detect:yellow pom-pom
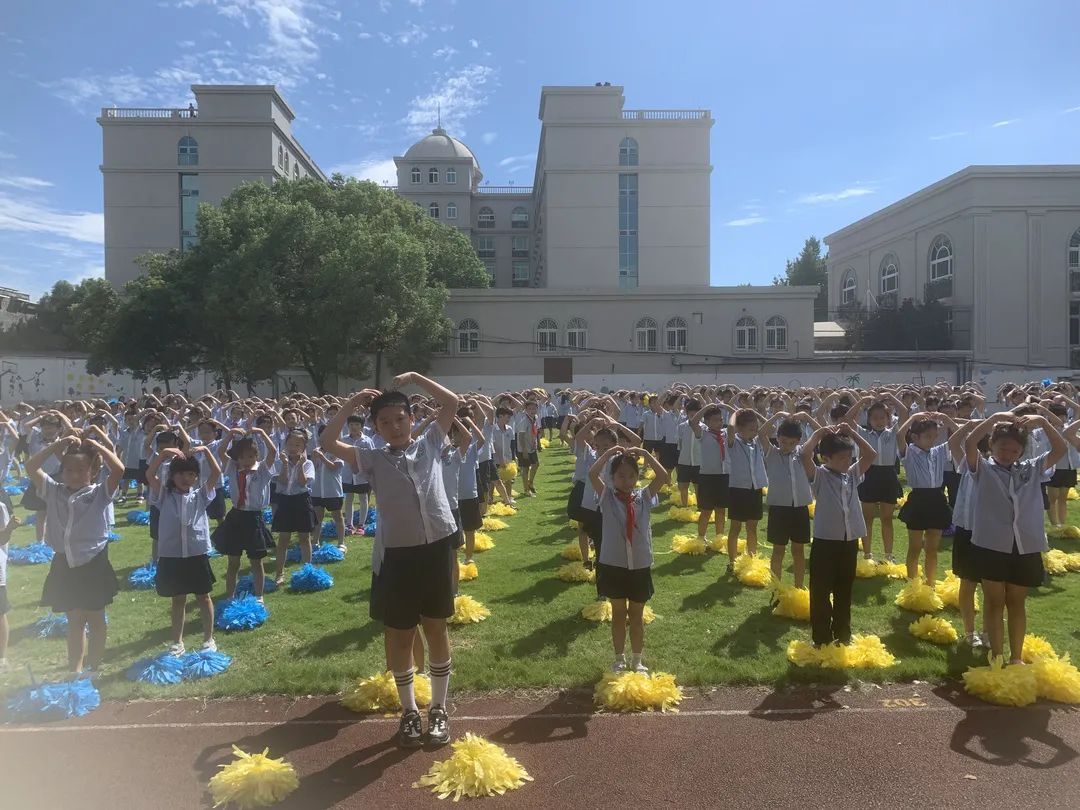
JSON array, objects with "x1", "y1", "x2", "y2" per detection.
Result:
[
  {"x1": 556, "y1": 561, "x2": 595, "y2": 583},
  {"x1": 734, "y1": 553, "x2": 772, "y2": 588},
  {"x1": 341, "y1": 671, "x2": 431, "y2": 713},
  {"x1": 1043, "y1": 548, "x2": 1070, "y2": 575},
  {"x1": 580, "y1": 600, "x2": 656, "y2": 623},
  {"x1": 934, "y1": 572, "x2": 979, "y2": 611},
  {"x1": 671, "y1": 535, "x2": 707, "y2": 555},
  {"x1": 807, "y1": 501, "x2": 815, "y2": 518},
  {"x1": 459, "y1": 561, "x2": 479, "y2": 581},
  {"x1": 472, "y1": 532, "x2": 495, "y2": 552},
  {"x1": 450, "y1": 594, "x2": 490, "y2": 625},
  {"x1": 1032, "y1": 653, "x2": 1080, "y2": 704},
  {"x1": 1068, "y1": 487, "x2": 1079, "y2": 501},
  {"x1": 896, "y1": 494, "x2": 908, "y2": 509},
  {"x1": 962, "y1": 656, "x2": 1037, "y2": 706},
  {"x1": 540, "y1": 437, "x2": 551, "y2": 450},
  {"x1": 642, "y1": 467, "x2": 656, "y2": 481},
  {"x1": 498, "y1": 462, "x2": 519, "y2": 483},
  {"x1": 786, "y1": 634, "x2": 897, "y2": 669},
  {"x1": 413, "y1": 733, "x2": 533, "y2": 800},
  {"x1": 855, "y1": 557, "x2": 879, "y2": 579},
  {"x1": 710, "y1": 536, "x2": 745, "y2": 555},
  {"x1": 1021, "y1": 634, "x2": 1058, "y2": 664},
  {"x1": 658, "y1": 483, "x2": 673, "y2": 496},
  {"x1": 488, "y1": 503, "x2": 517, "y2": 517},
  {"x1": 594, "y1": 671, "x2": 683, "y2": 713},
  {"x1": 772, "y1": 581, "x2": 810, "y2": 621},
  {"x1": 1063, "y1": 525, "x2": 1080, "y2": 539},
  {"x1": 908, "y1": 615, "x2": 958, "y2": 645},
  {"x1": 669, "y1": 506, "x2": 701, "y2": 523},
  {"x1": 1066, "y1": 552, "x2": 1080, "y2": 572},
  {"x1": 481, "y1": 517, "x2": 508, "y2": 531},
  {"x1": 561, "y1": 543, "x2": 584, "y2": 561},
  {"x1": 761, "y1": 486, "x2": 768, "y2": 497},
  {"x1": 877, "y1": 560, "x2": 910, "y2": 579},
  {"x1": 895, "y1": 579, "x2": 944, "y2": 613},
  {"x1": 209, "y1": 746, "x2": 299, "y2": 809}
]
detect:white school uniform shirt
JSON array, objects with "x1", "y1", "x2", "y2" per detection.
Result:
[
  {"x1": 573, "y1": 442, "x2": 596, "y2": 483},
  {"x1": 765, "y1": 447, "x2": 813, "y2": 507},
  {"x1": 38, "y1": 475, "x2": 116, "y2": 567},
  {"x1": 478, "y1": 421, "x2": 495, "y2": 463},
  {"x1": 156, "y1": 484, "x2": 215, "y2": 558},
  {"x1": 902, "y1": 443, "x2": 949, "y2": 489},
  {"x1": 277, "y1": 458, "x2": 315, "y2": 496},
  {"x1": 728, "y1": 436, "x2": 767, "y2": 490},
  {"x1": 811, "y1": 464, "x2": 867, "y2": 541},
  {"x1": 597, "y1": 486, "x2": 657, "y2": 570},
  {"x1": 1021, "y1": 428, "x2": 1051, "y2": 464},
  {"x1": 642, "y1": 410, "x2": 664, "y2": 442},
  {"x1": 344, "y1": 434, "x2": 374, "y2": 485},
  {"x1": 952, "y1": 458, "x2": 976, "y2": 530},
  {"x1": 540, "y1": 402, "x2": 557, "y2": 421},
  {"x1": 224, "y1": 460, "x2": 275, "y2": 511},
  {"x1": 660, "y1": 410, "x2": 679, "y2": 445},
  {"x1": 492, "y1": 423, "x2": 515, "y2": 465},
  {"x1": 0, "y1": 501, "x2": 9, "y2": 587},
  {"x1": 676, "y1": 420, "x2": 701, "y2": 466},
  {"x1": 457, "y1": 444, "x2": 481, "y2": 501},
  {"x1": 441, "y1": 446, "x2": 462, "y2": 511},
  {"x1": 117, "y1": 427, "x2": 145, "y2": 468},
  {"x1": 698, "y1": 427, "x2": 729, "y2": 475},
  {"x1": 312, "y1": 455, "x2": 345, "y2": 499},
  {"x1": 970, "y1": 454, "x2": 1052, "y2": 554},
  {"x1": 857, "y1": 426, "x2": 896, "y2": 466}
]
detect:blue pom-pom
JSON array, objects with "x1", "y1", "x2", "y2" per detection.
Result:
[
  {"x1": 289, "y1": 562, "x2": 333, "y2": 592},
  {"x1": 128, "y1": 561, "x2": 157, "y2": 589},
  {"x1": 126, "y1": 509, "x2": 150, "y2": 525},
  {"x1": 125, "y1": 652, "x2": 184, "y2": 685},
  {"x1": 108, "y1": 531, "x2": 121, "y2": 542},
  {"x1": 320, "y1": 520, "x2": 338, "y2": 539},
  {"x1": 311, "y1": 542, "x2": 345, "y2": 563},
  {"x1": 207, "y1": 547, "x2": 221, "y2": 558},
  {"x1": 7, "y1": 677, "x2": 101, "y2": 721},
  {"x1": 22, "y1": 514, "x2": 36, "y2": 526},
  {"x1": 285, "y1": 545, "x2": 302, "y2": 562},
  {"x1": 180, "y1": 650, "x2": 233, "y2": 680},
  {"x1": 364, "y1": 507, "x2": 377, "y2": 535},
  {"x1": 262, "y1": 507, "x2": 273, "y2": 524},
  {"x1": 9, "y1": 542, "x2": 55, "y2": 565},
  {"x1": 235, "y1": 574, "x2": 278, "y2": 597},
  {"x1": 19, "y1": 477, "x2": 30, "y2": 488},
  {"x1": 1043, "y1": 378, "x2": 1053, "y2": 386},
  {"x1": 214, "y1": 596, "x2": 269, "y2": 631},
  {"x1": 3, "y1": 484, "x2": 25, "y2": 495},
  {"x1": 28, "y1": 612, "x2": 68, "y2": 638}
]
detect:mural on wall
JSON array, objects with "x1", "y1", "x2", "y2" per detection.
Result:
[{"x1": 1, "y1": 361, "x2": 47, "y2": 400}]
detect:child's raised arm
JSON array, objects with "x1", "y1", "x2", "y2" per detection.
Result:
[
  {"x1": 840, "y1": 423, "x2": 877, "y2": 476},
  {"x1": 249, "y1": 427, "x2": 278, "y2": 471},
  {"x1": 588, "y1": 445, "x2": 622, "y2": 498},
  {"x1": 393, "y1": 372, "x2": 459, "y2": 436},
  {"x1": 1024, "y1": 415, "x2": 1068, "y2": 472},
  {"x1": 758, "y1": 412, "x2": 786, "y2": 456},
  {"x1": 146, "y1": 447, "x2": 184, "y2": 495},
  {"x1": 964, "y1": 414, "x2": 1010, "y2": 472},
  {"x1": 191, "y1": 444, "x2": 223, "y2": 491},
  {"x1": 637, "y1": 447, "x2": 669, "y2": 497},
  {"x1": 84, "y1": 437, "x2": 125, "y2": 493},
  {"x1": 26, "y1": 435, "x2": 78, "y2": 489},
  {"x1": 321, "y1": 390, "x2": 379, "y2": 473},
  {"x1": 800, "y1": 427, "x2": 827, "y2": 481}
]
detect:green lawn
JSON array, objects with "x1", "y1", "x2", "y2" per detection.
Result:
[{"x1": 3, "y1": 444, "x2": 1079, "y2": 700}]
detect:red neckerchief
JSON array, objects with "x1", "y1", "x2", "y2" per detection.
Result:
[
  {"x1": 708, "y1": 428, "x2": 726, "y2": 461},
  {"x1": 530, "y1": 416, "x2": 538, "y2": 437},
  {"x1": 236, "y1": 467, "x2": 252, "y2": 508},
  {"x1": 615, "y1": 490, "x2": 635, "y2": 544}
]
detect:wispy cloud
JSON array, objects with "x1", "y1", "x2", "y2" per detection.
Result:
[
  {"x1": 380, "y1": 22, "x2": 428, "y2": 46},
  {"x1": 402, "y1": 64, "x2": 496, "y2": 137},
  {"x1": 330, "y1": 156, "x2": 397, "y2": 186},
  {"x1": 432, "y1": 46, "x2": 457, "y2": 60},
  {"x1": 481, "y1": 132, "x2": 497, "y2": 145},
  {"x1": 796, "y1": 186, "x2": 876, "y2": 205},
  {"x1": 0, "y1": 176, "x2": 54, "y2": 190},
  {"x1": 0, "y1": 192, "x2": 104, "y2": 244},
  {"x1": 991, "y1": 119, "x2": 1019, "y2": 128},
  {"x1": 468, "y1": 38, "x2": 479, "y2": 48},
  {"x1": 1064, "y1": 105, "x2": 1080, "y2": 114},
  {"x1": 929, "y1": 131, "x2": 967, "y2": 141},
  {"x1": 497, "y1": 153, "x2": 536, "y2": 168},
  {"x1": 724, "y1": 216, "x2": 767, "y2": 227}
]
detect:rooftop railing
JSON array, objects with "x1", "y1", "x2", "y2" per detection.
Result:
[
  {"x1": 100, "y1": 107, "x2": 197, "y2": 119},
  {"x1": 621, "y1": 109, "x2": 709, "y2": 120},
  {"x1": 476, "y1": 185, "x2": 533, "y2": 194}
]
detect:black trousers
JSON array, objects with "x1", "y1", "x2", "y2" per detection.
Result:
[{"x1": 809, "y1": 538, "x2": 859, "y2": 646}]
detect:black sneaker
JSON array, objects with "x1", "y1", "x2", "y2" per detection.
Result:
[
  {"x1": 398, "y1": 709, "x2": 423, "y2": 748},
  {"x1": 427, "y1": 705, "x2": 450, "y2": 746}
]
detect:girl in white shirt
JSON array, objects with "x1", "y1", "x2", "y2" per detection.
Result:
[{"x1": 272, "y1": 430, "x2": 318, "y2": 585}]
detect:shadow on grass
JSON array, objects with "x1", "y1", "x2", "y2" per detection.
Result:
[
  {"x1": 679, "y1": 576, "x2": 740, "y2": 612},
  {"x1": 495, "y1": 577, "x2": 578, "y2": 606},
  {"x1": 514, "y1": 555, "x2": 572, "y2": 574},
  {"x1": 711, "y1": 605, "x2": 787, "y2": 657},
  {"x1": 650, "y1": 552, "x2": 711, "y2": 577},
  {"x1": 503, "y1": 613, "x2": 590, "y2": 658},
  {"x1": 488, "y1": 693, "x2": 592, "y2": 745},
  {"x1": 851, "y1": 575, "x2": 895, "y2": 606},
  {"x1": 1030, "y1": 577, "x2": 1068, "y2": 597},
  {"x1": 299, "y1": 619, "x2": 384, "y2": 658}
]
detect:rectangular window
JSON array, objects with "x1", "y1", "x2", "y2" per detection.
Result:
[
  {"x1": 536, "y1": 330, "x2": 558, "y2": 353},
  {"x1": 484, "y1": 261, "x2": 495, "y2": 284},
  {"x1": 512, "y1": 236, "x2": 529, "y2": 258},
  {"x1": 1071, "y1": 302, "x2": 1080, "y2": 346},
  {"x1": 512, "y1": 261, "x2": 530, "y2": 287},
  {"x1": 428, "y1": 168, "x2": 439, "y2": 184},
  {"x1": 446, "y1": 202, "x2": 457, "y2": 220},
  {"x1": 477, "y1": 237, "x2": 495, "y2": 259},
  {"x1": 511, "y1": 209, "x2": 529, "y2": 228},
  {"x1": 180, "y1": 173, "x2": 199, "y2": 252},
  {"x1": 446, "y1": 168, "x2": 457, "y2": 184},
  {"x1": 619, "y1": 173, "x2": 638, "y2": 288}
]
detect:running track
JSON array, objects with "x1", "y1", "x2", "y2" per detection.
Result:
[{"x1": 2, "y1": 683, "x2": 1077, "y2": 808}]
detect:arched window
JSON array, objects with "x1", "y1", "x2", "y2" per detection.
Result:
[
  {"x1": 446, "y1": 168, "x2": 457, "y2": 184},
  {"x1": 477, "y1": 207, "x2": 495, "y2": 228},
  {"x1": 765, "y1": 316, "x2": 787, "y2": 352},
  {"x1": 735, "y1": 316, "x2": 758, "y2": 352},
  {"x1": 511, "y1": 207, "x2": 529, "y2": 228},
  {"x1": 665, "y1": 317, "x2": 687, "y2": 352},
  {"x1": 428, "y1": 167, "x2": 439, "y2": 184},
  {"x1": 635, "y1": 317, "x2": 658, "y2": 352},
  {"x1": 619, "y1": 137, "x2": 638, "y2": 166},
  {"x1": 446, "y1": 202, "x2": 457, "y2": 220},
  {"x1": 410, "y1": 167, "x2": 421, "y2": 184},
  {"x1": 277, "y1": 145, "x2": 283, "y2": 169},
  {"x1": 879, "y1": 254, "x2": 899, "y2": 296},
  {"x1": 293, "y1": 163, "x2": 300, "y2": 180},
  {"x1": 284, "y1": 152, "x2": 290, "y2": 174},
  {"x1": 841, "y1": 270, "x2": 857, "y2": 305},
  {"x1": 566, "y1": 317, "x2": 588, "y2": 352},
  {"x1": 178, "y1": 136, "x2": 198, "y2": 166},
  {"x1": 1069, "y1": 227, "x2": 1080, "y2": 293},
  {"x1": 457, "y1": 319, "x2": 479, "y2": 354},
  {"x1": 928, "y1": 235, "x2": 953, "y2": 281},
  {"x1": 428, "y1": 202, "x2": 439, "y2": 218},
  {"x1": 536, "y1": 318, "x2": 558, "y2": 353}
]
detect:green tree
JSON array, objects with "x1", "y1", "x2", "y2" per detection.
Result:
[
  {"x1": 846, "y1": 299, "x2": 951, "y2": 351},
  {"x1": 0, "y1": 278, "x2": 119, "y2": 352},
  {"x1": 774, "y1": 236, "x2": 829, "y2": 321}
]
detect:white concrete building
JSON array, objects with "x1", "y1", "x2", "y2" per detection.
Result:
[
  {"x1": 0, "y1": 287, "x2": 34, "y2": 330},
  {"x1": 825, "y1": 165, "x2": 1080, "y2": 373},
  {"x1": 99, "y1": 85, "x2": 325, "y2": 288}
]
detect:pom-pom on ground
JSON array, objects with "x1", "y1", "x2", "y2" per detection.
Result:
[
  {"x1": 671, "y1": 535, "x2": 707, "y2": 555},
  {"x1": 855, "y1": 557, "x2": 880, "y2": 579},
  {"x1": 895, "y1": 580, "x2": 943, "y2": 613},
  {"x1": 786, "y1": 635, "x2": 898, "y2": 669},
  {"x1": 579, "y1": 600, "x2": 656, "y2": 623},
  {"x1": 8, "y1": 542, "x2": 55, "y2": 565},
  {"x1": 668, "y1": 506, "x2": 700, "y2": 523},
  {"x1": 284, "y1": 545, "x2": 302, "y2": 562},
  {"x1": 320, "y1": 520, "x2": 338, "y2": 539},
  {"x1": 126, "y1": 509, "x2": 151, "y2": 525},
  {"x1": 935, "y1": 572, "x2": 979, "y2": 611},
  {"x1": 734, "y1": 553, "x2": 772, "y2": 587},
  {"x1": 772, "y1": 582, "x2": 810, "y2": 621},
  {"x1": 449, "y1": 595, "x2": 491, "y2": 624},
  {"x1": 488, "y1": 502, "x2": 517, "y2": 517},
  {"x1": 1062, "y1": 525, "x2": 1080, "y2": 540},
  {"x1": 215, "y1": 596, "x2": 269, "y2": 632},
  {"x1": 1065, "y1": 552, "x2": 1080, "y2": 572},
  {"x1": 472, "y1": 532, "x2": 495, "y2": 552},
  {"x1": 594, "y1": 671, "x2": 683, "y2": 713},
  {"x1": 459, "y1": 561, "x2": 479, "y2": 581},
  {"x1": 481, "y1": 517, "x2": 508, "y2": 531},
  {"x1": 1032, "y1": 653, "x2": 1080, "y2": 704},
  {"x1": 341, "y1": 671, "x2": 432, "y2": 713},
  {"x1": 234, "y1": 575, "x2": 278, "y2": 597},
  {"x1": 181, "y1": 650, "x2": 233, "y2": 680},
  {"x1": 1043, "y1": 549, "x2": 1070, "y2": 575},
  {"x1": 1021, "y1": 634, "x2": 1057, "y2": 664},
  {"x1": 710, "y1": 536, "x2": 746, "y2": 556},
  {"x1": 289, "y1": 563, "x2": 333, "y2": 592},
  {"x1": 208, "y1": 745, "x2": 299, "y2": 809},
  {"x1": 560, "y1": 543, "x2": 584, "y2": 561},
  {"x1": 6, "y1": 677, "x2": 100, "y2": 722},
  {"x1": 908, "y1": 615, "x2": 958, "y2": 645},
  {"x1": 962, "y1": 656, "x2": 1038, "y2": 707},
  {"x1": 311, "y1": 543, "x2": 345, "y2": 564},
  {"x1": 126, "y1": 652, "x2": 185, "y2": 685},
  {"x1": 413, "y1": 733, "x2": 533, "y2": 800},
  {"x1": 555, "y1": 561, "x2": 595, "y2": 583},
  {"x1": 28, "y1": 612, "x2": 68, "y2": 638},
  {"x1": 877, "y1": 560, "x2": 911, "y2": 579},
  {"x1": 128, "y1": 561, "x2": 157, "y2": 590},
  {"x1": 498, "y1": 462, "x2": 519, "y2": 483}
]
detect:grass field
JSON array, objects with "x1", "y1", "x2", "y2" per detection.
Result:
[{"x1": 3, "y1": 442, "x2": 1079, "y2": 700}]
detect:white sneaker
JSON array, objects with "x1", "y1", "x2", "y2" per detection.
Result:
[
  {"x1": 506, "y1": 498, "x2": 517, "y2": 506},
  {"x1": 167, "y1": 642, "x2": 186, "y2": 657},
  {"x1": 612, "y1": 656, "x2": 627, "y2": 673},
  {"x1": 200, "y1": 639, "x2": 218, "y2": 653},
  {"x1": 632, "y1": 660, "x2": 649, "y2": 674}
]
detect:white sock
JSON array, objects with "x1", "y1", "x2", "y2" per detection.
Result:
[
  {"x1": 393, "y1": 668, "x2": 418, "y2": 713},
  {"x1": 429, "y1": 659, "x2": 451, "y2": 707},
  {"x1": 631, "y1": 653, "x2": 643, "y2": 669}
]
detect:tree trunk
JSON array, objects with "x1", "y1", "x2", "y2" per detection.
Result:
[{"x1": 299, "y1": 353, "x2": 326, "y2": 395}]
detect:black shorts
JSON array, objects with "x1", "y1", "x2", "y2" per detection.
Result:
[
  {"x1": 643, "y1": 439, "x2": 664, "y2": 456},
  {"x1": 0, "y1": 585, "x2": 9, "y2": 615},
  {"x1": 517, "y1": 452, "x2": 539, "y2": 468},
  {"x1": 206, "y1": 487, "x2": 227, "y2": 521},
  {"x1": 1041, "y1": 483, "x2": 1050, "y2": 511},
  {"x1": 1049, "y1": 468, "x2": 1078, "y2": 489},
  {"x1": 342, "y1": 482, "x2": 371, "y2": 495},
  {"x1": 269, "y1": 480, "x2": 279, "y2": 505},
  {"x1": 458, "y1": 497, "x2": 482, "y2": 531},
  {"x1": 312, "y1": 496, "x2": 344, "y2": 511},
  {"x1": 659, "y1": 443, "x2": 679, "y2": 470},
  {"x1": 729, "y1": 487, "x2": 764, "y2": 522},
  {"x1": 40, "y1": 546, "x2": 118, "y2": 613},
  {"x1": 767, "y1": 504, "x2": 811, "y2": 545},
  {"x1": 951, "y1": 526, "x2": 978, "y2": 582},
  {"x1": 149, "y1": 505, "x2": 161, "y2": 541},
  {"x1": 212, "y1": 509, "x2": 273, "y2": 559},
  {"x1": 596, "y1": 563, "x2": 654, "y2": 603},
  {"x1": 450, "y1": 508, "x2": 464, "y2": 548},
  {"x1": 476, "y1": 460, "x2": 491, "y2": 503},
  {"x1": 898, "y1": 488, "x2": 952, "y2": 531},
  {"x1": 20, "y1": 487, "x2": 46, "y2": 512},
  {"x1": 541, "y1": 416, "x2": 558, "y2": 430},
  {"x1": 858, "y1": 465, "x2": 902, "y2": 505},
  {"x1": 271, "y1": 492, "x2": 318, "y2": 533},
  {"x1": 972, "y1": 541, "x2": 1045, "y2": 588},
  {"x1": 580, "y1": 508, "x2": 602, "y2": 543},
  {"x1": 122, "y1": 467, "x2": 144, "y2": 486},
  {"x1": 155, "y1": 554, "x2": 216, "y2": 597},
  {"x1": 697, "y1": 474, "x2": 730, "y2": 510},
  {"x1": 567, "y1": 479, "x2": 589, "y2": 522},
  {"x1": 369, "y1": 534, "x2": 455, "y2": 629},
  {"x1": 676, "y1": 464, "x2": 700, "y2": 485}
]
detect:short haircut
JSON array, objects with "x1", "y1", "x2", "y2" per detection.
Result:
[
  {"x1": 166, "y1": 456, "x2": 201, "y2": 488},
  {"x1": 61, "y1": 444, "x2": 102, "y2": 475},
  {"x1": 819, "y1": 433, "x2": 855, "y2": 458},
  {"x1": 228, "y1": 437, "x2": 257, "y2": 460},
  {"x1": 594, "y1": 427, "x2": 618, "y2": 445},
  {"x1": 908, "y1": 418, "x2": 938, "y2": 437},
  {"x1": 346, "y1": 415, "x2": 365, "y2": 425},
  {"x1": 866, "y1": 401, "x2": 888, "y2": 417},
  {"x1": 777, "y1": 420, "x2": 803, "y2": 440},
  {"x1": 829, "y1": 405, "x2": 849, "y2": 423},
  {"x1": 1048, "y1": 403, "x2": 1068, "y2": 418},
  {"x1": 733, "y1": 408, "x2": 759, "y2": 427},
  {"x1": 496, "y1": 406, "x2": 513, "y2": 417},
  {"x1": 155, "y1": 431, "x2": 180, "y2": 448},
  {"x1": 609, "y1": 452, "x2": 638, "y2": 477},
  {"x1": 990, "y1": 421, "x2": 1028, "y2": 447},
  {"x1": 369, "y1": 391, "x2": 410, "y2": 422},
  {"x1": 685, "y1": 398, "x2": 703, "y2": 413}
]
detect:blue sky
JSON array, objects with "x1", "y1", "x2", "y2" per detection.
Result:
[{"x1": 3, "y1": 0, "x2": 1080, "y2": 297}]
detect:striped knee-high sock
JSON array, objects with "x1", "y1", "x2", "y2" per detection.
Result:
[
  {"x1": 429, "y1": 659, "x2": 452, "y2": 708},
  {"x1": 394, "y1": 668, "x2": 418, "y2": 713}
]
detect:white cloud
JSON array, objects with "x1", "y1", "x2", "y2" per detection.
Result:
[
  {"x1": 468, "y1": 38, "x2": 479, "y2": 48},
  {"x1": 402, "y1": 64, "x2": 496, "y2": 137},
  {"x1": 0, "y1": 176, "x2": 54, "y2": 190},
  {"x1": 498, "y1": 153, "x2": 536, "y2": 167},
  {"x1": 724, "y1": 216, "x2": 767, "y2": 227},
  {"x1": 796, "y1": 186, "x2": 876, "y2": 205},
  {"x1": 991, "y1": 119, "x2": 1019, "y2": 128},
  {"x1": 178, "y1": 39, "x2": 196, "y2": 47},
  {"x1": 330, "y1": 157, "x2": 398, "y2": 186},
  {"x1": 0, "y1": 192, "x2": 104, "y2": 244},
  {"x1": 481, "y1": 132, "x2": 497, "y2": 145},
  {"x1": 408, "y1": 0, "x2": 426, "y2": 6},
  {"x1": 1064, "y1": 106, "x2": 1080, "y2": 114},
  {"x1": 929, "y1": 131, "x2": 967, "y2": 141},
  {"x1": 380, "y1": 22, "x2": 429, "y2": 46},
  {"x1": 357, "y1": 31, "x2": 372, "y2": 39},
  {"x1": 432, "y1": 46, "x2": 457, "y2": 60}
]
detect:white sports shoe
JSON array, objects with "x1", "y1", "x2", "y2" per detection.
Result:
[
  {"x1": 200, "y1": 638, "x2": 218, "y2": 653},
  {"x1": 167, "y1": 642, "x2": 186, "y2": 657}
]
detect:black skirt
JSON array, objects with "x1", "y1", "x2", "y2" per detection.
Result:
[
  {"x1": 212, "y1": 508, "x2": 273, "y2": 559},
  {"x1": 858, "y1": 464, "x2": 902, "y2": 505},
  {"x1": 1049, "y1": 468, "x2": 1078, "y2": 489},
  {"x1": 676, "y1": 464, "x2": 700, "y2": 485},
  {"x1": 596, "y1": 563, "x2": 654, "y2": 603},
  {"x1": 951, "y1": 527, "x2": 978, "y2": 582},
  {"x1": 697, "y1": 473, "x2": 730, "y2": 510},
  {"x1": 972, "y1": 541, "x2": 1045, "y2": 588},
  {"x1": 271, "y1": 492, "x2": 318, "y2": 533},
  {"x1": 40, "y1": 546, "x2": 118, "y2": 613},
  {"x1": 898, "y1": 488, "x2": 952, "y2": 531},
  {"x1": 567, "y1": 479, "x2": 589, "y2": 521},
  {"x1": 155, "y1": 554, "x2": 216, "y2": 597}
]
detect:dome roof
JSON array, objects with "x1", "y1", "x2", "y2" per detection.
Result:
[{"x1": 404, "y1": 128, "x2": 481, "y2": 172}]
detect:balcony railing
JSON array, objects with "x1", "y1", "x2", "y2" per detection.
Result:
[
  {"x1": 925, "y1": 276, "x2": 953, "y2": 302},
  {"x1": 621, "y1": 109, "x2": 709, "y2": 120},
  {"x1": 1071, "y1": 269, "x2": 1080, "y2": 293},
  {"x1": 476, "y1": 185, "x2": 533, "y2": 194},
  {"x1": 100, "y1": 107, "x2": 197, "y2": 119}
]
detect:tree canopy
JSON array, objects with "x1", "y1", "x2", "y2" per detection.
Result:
[{"x1": 774, "y1": 236, "x2": 829, "y2": 322}]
